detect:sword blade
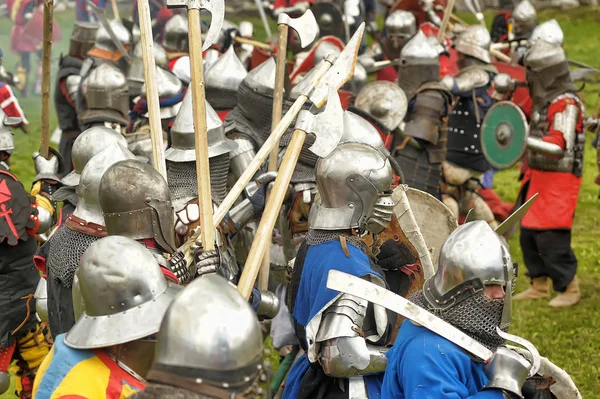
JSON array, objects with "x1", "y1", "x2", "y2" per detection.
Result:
[
  {"x1": 495, "y1": 193, "x2": 538, "y2": 236},
  {"x1": 326, "y1": 269, "x2": 494, "y2": 361}
]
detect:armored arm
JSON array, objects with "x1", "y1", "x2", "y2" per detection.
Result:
[
  {"x1": 441, "y1": 69, "x2": 490, "y2": 95},
  {"x1": 527, "y1": 100, "x2": 580, "y2": 157},
  {"x1": 228, "y1": 136, "x2": 257, "y2": 183},
  {"x1": 316, "y1": 292, "x2": 388, "y2": 377},
  {"x1": 65, "y1": 75, "x2": 81, "y2": 105},
  {"x1": 404, "y1": 90, "x2": 447, "y2": 146}
]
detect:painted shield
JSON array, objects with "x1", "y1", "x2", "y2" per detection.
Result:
[
  {"x1": 405, "y1": 187, "x2": 458, "y2": 267},
  {"x1": 480, "y1": 101, "x2": 529, "y2": 170},
  {"x1": 312, "y1": 1, "x2": 345, "y2": 41}
]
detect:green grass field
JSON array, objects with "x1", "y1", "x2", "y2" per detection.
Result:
[{"x1": 1, "y1": 5, "x2": 599, "y2": 398}]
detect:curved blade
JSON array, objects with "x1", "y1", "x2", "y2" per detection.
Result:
[
  {"x1": 199, "y1": 0, "x2": 225, "y2": 51},
  {"x1": 496, "y1": 327, "x2": 541, "y2": 377},
  {"x1": 495, "y1": 193, "x2": 538, "y2": 236},
  {"x1": 88, "y1": 1, "x2": 131, "y2": 61},
  {"x1": 309, "y1": 23, "x2": 364, "y2": 108},
  {"x1": 278, "y1": 10, "x2": 318, "y2": 49},
  {"x1": 307, "y1": 87, "x2": 344, "y2": 158},
  {"x1": 326, "y1": 269, "x2": 494, "y2": 361}
]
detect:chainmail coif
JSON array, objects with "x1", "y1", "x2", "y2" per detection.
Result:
[
  {"x1": 46, "y1": 224, "x2": 101, "y2": 287},
  {"x1": 409, "y1": 289, "x2": 506, "y2": 350},
  {"x1": 167, "y1": 153, "x2": 230, "y2": 206}
]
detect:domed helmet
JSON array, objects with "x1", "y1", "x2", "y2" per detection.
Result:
[
  {"x1": 396, "y1": 30, "x2": 441, "y2": 99},
  {"x1": 148, "y1": 274, "x2": 263, "y2": 395},
  {"x1": 309, "y1": 142, "x2": 393, "y2": 234},
  {"x1": 415, "y1": 221, "x2": 515, "y2": 349},
  {"x1": 163, "y1": 14, "x2": 189, "y2": 53},
  {"x1": 61, "y1": 125, "x2": 128, "y2": 187},
  {"x1": 141, "y1": 67, "x2": 184, "y2": 119},
  {"x1": 90, "y1": 19, "x2": 131, "y2": 55},
  {"x1": 205, "y1": 46, "x2": 247, "y2": 110},
  {"x1": 100, "y1": 159, "x2": 176, "y2": 253},
  {"x1": 69, "y1": 21, "x2": 99, "y2": 59},
  {"x1": 128, "y1": 42, "x2": 168, "y2": 97},
  {"x1": 74, "y1": 143, "x2": 137, "y2": 225},
  {"x1": 80, "y1": 63, "x2": 130, "y2": 127},
  {"x1": 381, "y1": 10, "x2": 417, "y2": 59},
  {"x1": 166, "y1": 90, "x2": 237, "y2": 209},
  {"x1": 524, "y1": 40, "x2": 572, "y2": 106},
  {"x1": 64, "y1": 236, "x2": 181, "y2": 349},
  {"x1": 530, "y1": 19, "x2": 563, "y2": 46},
  {"x1": 512, "y1": 0, "x2": 537, "y2": 37},
  {"x1": 454, "y1": 25, "x2": 491, "y2": 64},
  {"x1": 355, "y1": 81, "x2": 408, "y2": 131}
]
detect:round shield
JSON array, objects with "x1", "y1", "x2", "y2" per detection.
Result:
[
  {"x1": 354, "y1": 81, "x2": 408, "y2": 131},
  {"x1": 405, "y1": 187, "x2": 458, "y2": 267},
  {"x1": 312, "y1": 1, "x2": 345, "y2": 41},
  {"x1": 480, "y1": 101, "x2": 529, "y2": 170}
]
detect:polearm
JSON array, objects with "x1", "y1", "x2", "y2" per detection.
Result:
[
  {"x1": 262, "y1": 10, "x2": 318, "y2": 290},
  {"x1": 168, "y1": 0, "x2": 225, "y2": 252},
  {"x1": 437, "y1": 0, "x2": 456, "y2": 43},
  {"x1": 40, "y1": 0, "x2": 54, "y2": 159},
  {"x1": 138, "y1": 0, "x2": 167, "y2": 178}
]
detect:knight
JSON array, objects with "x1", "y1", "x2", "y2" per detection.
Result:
[
  {"x1": 393, "y1": 31, "x2": 451, "y2": 197},
  {"x1": 440, "y1": 25, "x2": 498, "y2": 226},
  {"x1": 54, "y1": 21, "x2": 98, "y2": 170},
  {"x1": 77, "y1": 63, "x2": 131, "y2": 132},
  {"x1": 130, "y1": 274, "x2": 265, "y2": 399},
  {"x1": 99, "y1": 159, "x2": 186, "y2": 284},
  {"x1": 204, "y1": 46, "x2": 247, "y2": 119},
  {"x1": 36, "y1": 143, "x2": 137, "y2": 337},
  {"x1": 512, "y1": 0, "x2": 537, "y2": 40},
  {"x1": 283, "y1": 141, "x2": 397, "y2": 399},
  {"x1": 513, "y1": 40, "x2": 584, "y2": 308},
  {"x1": 162, "y1": 14, "x2": 191, "y2": 84},
  {"x1": 380, "y1": 10, "x2": 417, "y2": 62},
  {"x1": 0, "y1": 114, "x2": 50, "y2": 399},
  {"x1": 127, "y1": 41, "x2": 168, "y2": 99},
  {"x1": 382, "y1": 220, "x2": 569, "y2": 398},
  {"x1": 0, "y1": 49, "x2": 28, "y2": 131},
  {"x1": 126, "y1": 67, "x2": 185, "y2": 162},
  {"x1": 32, "y1": 236, "x2": 182, "y2": 399}
]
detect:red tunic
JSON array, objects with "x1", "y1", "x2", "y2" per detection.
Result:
[
  {"x1": 521, "y1": 96, "x2": 583, "y2": 230},
  {"x1": 0, "y1": 83, "x2": 28, "y2": 123}
]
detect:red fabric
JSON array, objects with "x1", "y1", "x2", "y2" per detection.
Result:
[
  {"x1": 168, "y1": 56, "x2": 182, "y2": 72},
  {"x1": 94, "y1": 350, "x2": 147, "y2": 397},
  {"x1": 0, "y1": 84, "x2": 27, "y2": 122},
  {"x1": 156, "y1": 7, "x2": 173, "y2": 25},
  {"x1": 217, "y1": 109, "x2": 231, "y2": 122},
  {"x1": 493, "y1": 62, "x2": 532, "y2": 118},
  {"x1": 33, "y1": 255, "x2": 47, "y2": 273},
  {"x1": 0, "y1": 343, "x2": 16, "y2": 372},
  {"x1": 376, "y1": 66, "x2": 397, "y2": 82},
  {"x1": 289, "y1": 36, "x2": 344, "y2": 82},
  {"x1": 393, "y1": 0, "x2": 446, "y2": 26},
  {"x1": 160, "y1": 266, "x2": 179, "y2": 284},
  {"x1": 274, "y1": 0, "x2": 313, "y2": 8},
  {"x1": 478, "y1": 188, "x2": 513, "y2": 222},
  {"x1": 521, "y1": 97, "x2": 584, "y2": 229},
  {"x1": 59, "y1": 79, "x2": 75, "y2": 107}
]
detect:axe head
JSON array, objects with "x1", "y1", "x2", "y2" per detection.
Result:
[
  {"x1": 278, "y1": 10, "x2": 319, "y2": 49},
  {"x1": 305, "y1": 87, "x2": 344, "y2": 159},
  {"x1": 309, "y1": 23, "x2": 364, "y2": 108},
  {"x1": 166, "y1": 0, "x2": 225, "y2": 51}
]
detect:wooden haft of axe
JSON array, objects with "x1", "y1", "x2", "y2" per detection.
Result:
[
  {"x1": 167, "y1": 0, "x2": 225, "y2": 253},
  {"x1": 236, "y1": 24, "x2": 366, "y2": 300}
]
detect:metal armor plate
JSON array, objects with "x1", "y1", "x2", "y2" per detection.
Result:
[{"x1": 481, "y1": 101, "x2": 529, "y2": 169}]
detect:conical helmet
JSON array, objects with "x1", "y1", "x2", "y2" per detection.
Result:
[
  {"x1": 163, "y1": 14, "x2": 189, "y2": 52},
  {"x1": 205, "y1": 46, "x2": 247, "y2": 110},
  {"x1": 141, "y1": 67, "x2": 184, "y2": 119},
  {"x1": 128, "y1": 42, "x2": 168, "y2": 97}
]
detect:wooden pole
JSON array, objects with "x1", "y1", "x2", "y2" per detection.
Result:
[
  {"x1": 40, "y1": 0, "x2": 53, "y2": 159},
  {"x1": 238, "y1": 129, "x2": 307, "y2": 300},
  {"x1": 437, "y1": 0, "x2": 456, "y2": 43},
  {"x1": 111, "y1": 0, "x2": 120, "y2": 20},
  {"x1": 137, "y1": 0, "x2": 168, "y2": 178},
  {"x1": 188, "y1": 9, "x2": 216, "y2": 252}
]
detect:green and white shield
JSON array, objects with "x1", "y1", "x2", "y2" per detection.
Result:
[{"x1": 480, "y1": 101, "x2": 529, "y2": 169}]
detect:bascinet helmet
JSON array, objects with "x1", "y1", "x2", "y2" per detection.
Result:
[
  {"x1": 512, "y1": 0, "x2": 537, "y2": 37},
  {"x1": 149, "y1": 274, "x2": 263, "y2": 393},
  {"x1": 396, "y1": 30, "x2": 440, "y2": 99},
  {"x1": 205, "y1": 46, "x2": 248, "y2": 110},
  {"x1": 92, "y1": 19, "x2": 131, "y2": 54},
  {"x1": 128, "y1": 42, "x2": 168, "y2": 97},
  {"x1": 61, "y1": 125, "x2": 128, "y2": 187},
  {"x1": 454, "y1": 25, "x2": 491, "y2": 64},
  {"x1": 80, "y1": 63, "x2": 130, "y2": 127},
  {"x1": 385, "y1": 10, "x2": 417, "y2": 39},
  {"x1": 74, "y1": 143, "x2": 137, "y2": 226},
  {"x1": 100, "y1": 159, "x2": 176, "y2": 253},
  {"x1": 524, "y1": 39, "x2": 566, "y2": 71},
  {"x1": 69, "y1": 21, "x2": 99, "y2": 59},
  {"x1": 309, "y1": 142, "x2": 393, "y2": 234},
  {"x1": 64, "y1": 236, "x2": 181, "y2": 349},
  {"x1": 422, "y1": 221, "x2": 514, "y2": 331},
  {"x1": 530, "y1": 19, "x2": 563, "y2": 45},
  {"x1": 164, "y1": 14, "x2": 189, "y2": 53}
]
